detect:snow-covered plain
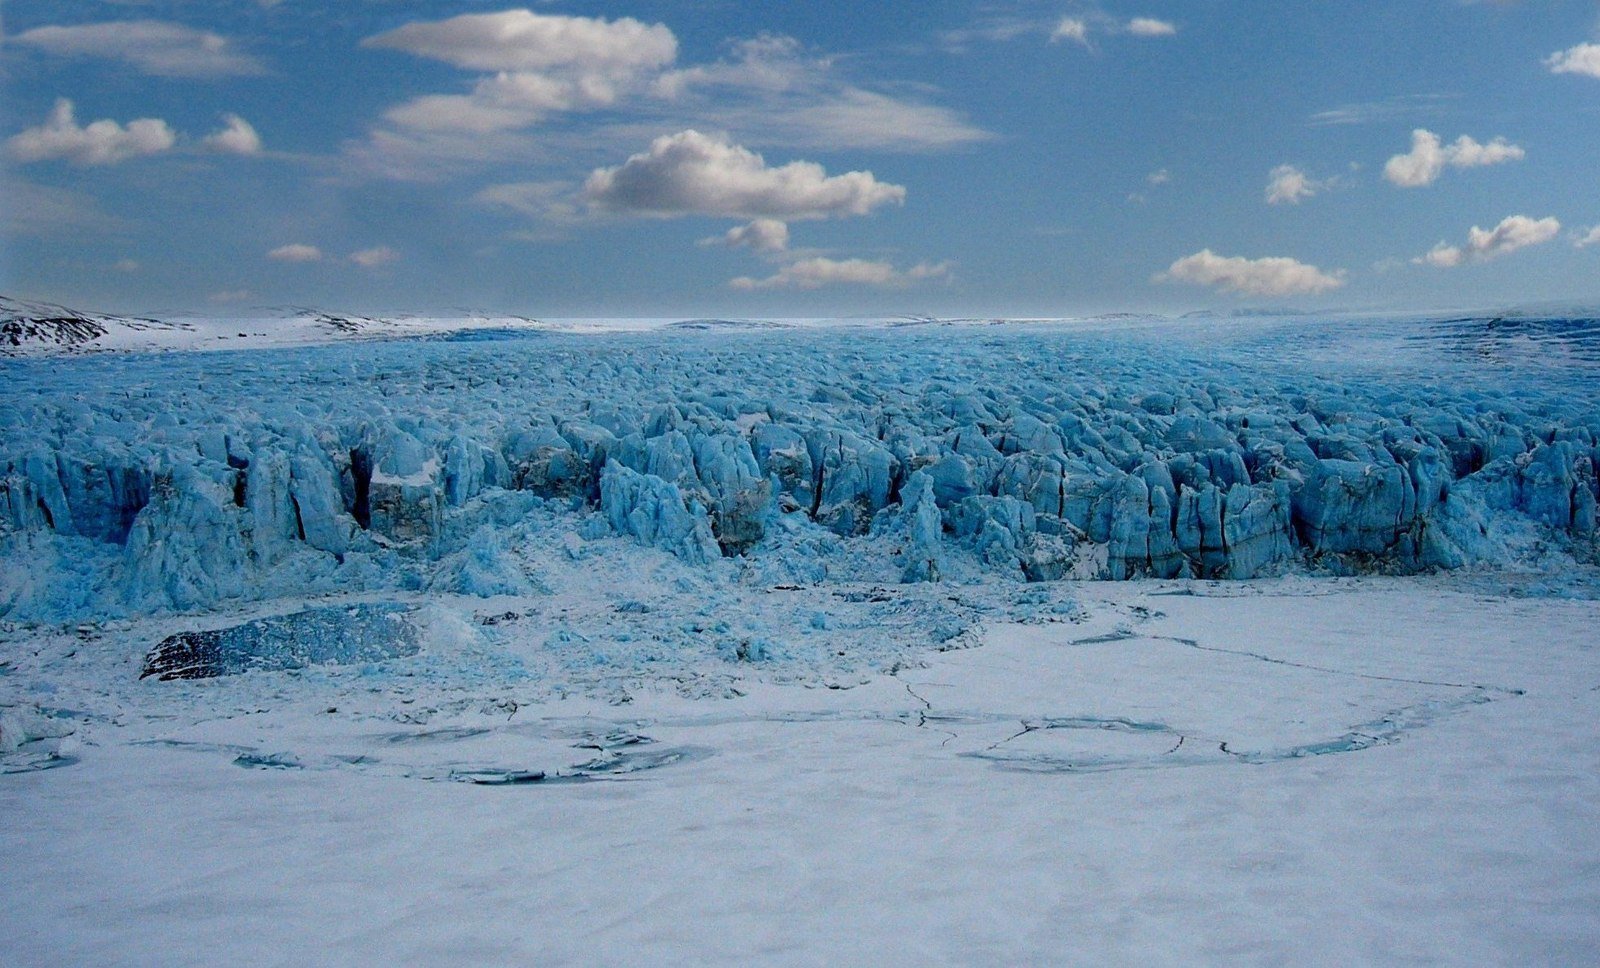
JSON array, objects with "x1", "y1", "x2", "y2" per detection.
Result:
[{"x1": 2, "y1": 311, "x2": 1598, "y2": 965}]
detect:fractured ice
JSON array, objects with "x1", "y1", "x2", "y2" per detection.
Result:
[{"x1": 0, "y1": 316, "x2": 1596, "y2": 623}]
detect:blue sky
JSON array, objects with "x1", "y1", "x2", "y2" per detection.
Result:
[{"x1": 3, "y1": 0, "x2": 1598, "y2": 317}]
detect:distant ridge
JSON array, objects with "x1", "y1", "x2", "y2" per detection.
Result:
[{"x1": 0, "y1": 295, "x2": 189, "y2": 354}]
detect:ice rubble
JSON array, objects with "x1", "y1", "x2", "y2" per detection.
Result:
[{"x1": 0, "y1": 318, "x2": 1596, "y2": 623}]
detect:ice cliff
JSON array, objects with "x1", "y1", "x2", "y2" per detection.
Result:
[{"x1": 1, "y1": 317, "x2": 1595, "y2": 622}]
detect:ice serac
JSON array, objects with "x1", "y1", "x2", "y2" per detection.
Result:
[
  {"x1": 805, "y1": 428, "x2": 895, "y2": 535},
  {"x1": 598, "y1": 460, "x2": 721, "y2": 565},
  {"x1": 889, "y1": 471, "x2": 944, "y2": 583},
  {"x1": 1, "y1": 317, "x2": 1597, "y2": 623}
]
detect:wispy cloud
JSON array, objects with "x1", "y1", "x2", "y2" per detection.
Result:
[
  {"x1": 1308, "y1": 93, "x2": 1456, "y2": 126},
  {"x1": 268, "y1": 243, "x2": 323, "y2": 263},
  {"x1": 1126, "y1": 18, "x2": 1178, "y2": 37},
  {"x1": 1265, "y1": 165, "x2": 1326, "y2": 205},
  {"x1": 730, "y1": 256, "x2": 951, "y2": 290},
  {"x1": 348, "y1": 19, "x2": 989, "y2": 180},
  {"x1": 12, "y1": 20, "x2": 265, "y2": 78},
  {"x1": 350, "y1": 246, "x2": 400, "y2": 268}
]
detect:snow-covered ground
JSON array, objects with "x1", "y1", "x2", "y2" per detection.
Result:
[
  {"x1": 2, "y1": 311, "x2": 1598, "y2": 964},
  {"x1": 3, "y1": 578, "x2": 1597, "y2": 965}
]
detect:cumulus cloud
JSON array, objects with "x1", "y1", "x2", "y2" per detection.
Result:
[
  {"x1": 203, "y1": 114, "x2": 262, "y2": 155},
  {"x1": 1265, "y1": 165, "x2": 1328, "y2": 205},
  {"x1": 730, "y1": 257, "x2": 951, "y2": 290},
  {"x1": 584, "y1": 130, "x2": 905, "y2": 220},
  {"x1": 349, "y1": 246, "x2": 400, "y2": 268},
  {"x1": 1546, "y1": 43, "x2": 1600, "y2": 79},
  {"x1": 12, "y1": 20, "x2": 265, "y2": 78},
  {"x1": 1126, "y1": 18, "x2": 1178, "y2": 37},
  {"x1": 1158, "y1": 249, "x2": 1346, "y2": 296},
  {"x1": 6, "y1": 99, "x2": 175, "y2": 166},
  {"x1": 1383, "y1": 129, "x2": 1524, "y2": 187},
  {"x1": 1574, "y1": 226, "x2": 1600, "y2": 248},
  {"x1": 364, "y1": 10, "x2": 676, "y2": 134},
  {"x1": 268, "y1": 243, "x2": 323, "y2": 263},
  {"x1": 705, "y1": 218, "x2": 790, "y2": 253},
  {"x1": 1415, "y1": 215, "x2": 1561, "y2": 268}
]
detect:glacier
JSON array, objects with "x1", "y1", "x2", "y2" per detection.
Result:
[
  {"x1": 3, "y1": 310, "x2": 1599, "y2": 966},
  {"x1": 0, "y1": 313, "x2": 1596, "y2": 624}
]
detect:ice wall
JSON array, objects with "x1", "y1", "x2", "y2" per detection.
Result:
[{"x1": 1, "y1": 320, "x2": 1595, "y2": 622}]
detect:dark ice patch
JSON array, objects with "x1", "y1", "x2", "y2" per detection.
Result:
[{"x1": 141, "y1": 603, "x2": 419, "y2": 681}]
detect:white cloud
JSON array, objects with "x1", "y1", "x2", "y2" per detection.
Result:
[
  {"x1": 1159, "y1": 249, "x2": 1345, "y2": 296},
  {"x1": 6, "y1": 99, "x2": 175, "y2": 166},
  {"x1": 268, "y1": 243, "x2": 323, "y2": 263},
  {"x1": 1383, "y1": 129, "x2": 1524, "y2": 187},
  {"x1": 649, "y1": 36, "x2": 992, "y2": 153},
  {"x1": 730, "y1": 257, "x2": 951, "y2": 290},
  {"x1": 474, "y1": 180, "x2": 580, "y2": 221},
  {"x1": 1147, "y1": 168, "x2": 1171, "y2": 186},
  {"x1": 350, "y1": 246, "x2": 400, "y2": 268},
  {"x1": 1546, "y1": 43, "x2": 1600, "y2": 79},
  {"x1": 1308, "y1": 93, "x2": 1455, "y2": 127},
  {"x1": 1574, "y1": 226, "x2": 1600, "y2": 248},
  {"x1": 363, "y1": 10, "x2": 676, "y2": 73},
  {"x1": 1126, "y1": 18, "x2": 1177, "y2": 37},
  {"x1": 584, "y1": 130, "x2": 905, "y2": 220},
  {"x1": 1265, "y1": 165, "x2": 1327, "y2": 205},
  {"x1": 351, "y1": 29, "x2": 988, "y2": 177},
  {"x1": 12, "y1": 20, "x2": 265, "y2": 78},
  {"x1": 706, "y1": 218, "x2": 790, "y2": 253},
  {"x1": 365, "y1": 10, "x2": 676, "y2": 134},
  {"x1": 1414, "y1": 215, "x2": 1561, "y2": 268},
  {"x1": 748, "y1": 88, "x2": 991, "y2": 153},
  {"x1": 1050, "y1": 18, "x2": 1090, "y2": 45},
  {"x1": 381, "y1": 66, "x2": 640, "y2": 133},
  {"x1": 1418, "y1": 244, "x2": 1466, "y2": 269},
  {"x1": 1049, "y1": 14, "x2": 1174, "y2": 45},
  {"x1": 203, "y1": 114, "x2": 262, "y2": 155}
]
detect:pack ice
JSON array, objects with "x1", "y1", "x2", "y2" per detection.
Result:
[{"x1": 0, "y1": 314, "x2": 1595, "y2": 624}]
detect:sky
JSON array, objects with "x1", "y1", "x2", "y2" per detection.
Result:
[{"x1": 2, "y1": 0, "x2": 1598, "y2": 318}]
